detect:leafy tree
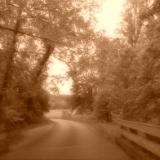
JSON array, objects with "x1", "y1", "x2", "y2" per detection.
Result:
[
  {"x1": 0, "y1": 0, "x2": 97, "y2": 126},
  {"x1": 113, "y1": 0, "x2": 160, "y2": 123},
  {"x1": 68, "y1": 40, "x2": 98, "y2": 113},
  {"x1": 121, "y1": 0, "x2": 148, "y2": 47}
]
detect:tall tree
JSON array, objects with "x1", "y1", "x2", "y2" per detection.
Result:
[
  {"x1": 0, "y1": 0, "x2": 98, "y2": 124},
  {"x1": 121, "y1": 0, "x2": 147, "y2": 47}
]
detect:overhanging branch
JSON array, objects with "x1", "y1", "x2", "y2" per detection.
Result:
[{"x1": 0, "y1": 25, "x2": 59, "y2": 45}]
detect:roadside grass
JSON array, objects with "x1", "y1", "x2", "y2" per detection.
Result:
[
  {"x1": 0, "y1": 116, "x2": 53, "y2": 154},
  {"x1": 67, "y1": 112, "x2": 121, "y2": 142}
]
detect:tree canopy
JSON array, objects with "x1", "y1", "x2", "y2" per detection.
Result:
[
  {"x1": 69, "y1": 0, "x2": 160, "y2": 124},
  {"x1": 1, "y1": 0, "x2": 160, "y2": 127},
  {"x1": 0, "y1": 0, "x2": 98, "y2": 127}
]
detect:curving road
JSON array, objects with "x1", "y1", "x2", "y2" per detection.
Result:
[{"x1": 0, "y1": 113, "x2": 131, "y2": 160}]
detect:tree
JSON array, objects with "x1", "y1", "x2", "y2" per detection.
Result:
[
  {"x1": 113, "y1": 0, "x2": 160, "y2": 123},
  {"x1": 121, "y1": 0, "x2": 147, "y2": 47},
  {"x1": 67, "y1": 40, "x2": 98, "y2": 113},
  {"x1": 0, "y1": 0, "x2": 98, "y2": 126}
]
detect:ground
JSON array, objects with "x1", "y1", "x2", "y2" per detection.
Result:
[{"x1": 0, "y1": 110, "x2": 131, "y2": 160}]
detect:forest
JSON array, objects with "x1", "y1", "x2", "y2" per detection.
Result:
[
  {"x1": 70, "y1": 0, "x2": 160, "y2": 125},
  {"x1": 0, "y1": 0, "x2": 160, "y2": 132}
]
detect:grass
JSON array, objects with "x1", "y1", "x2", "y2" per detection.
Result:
[{"x1": 0, "y1": 115, "x2": 53, "y2": 154}]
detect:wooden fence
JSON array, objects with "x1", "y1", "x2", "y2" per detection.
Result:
[{"x1": 112, "y1": 114, "x2": 160, "y2": 159}]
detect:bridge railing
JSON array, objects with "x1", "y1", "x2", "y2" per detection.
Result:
[{"x1": 112, "y1": 114, "x2": 160, "y2": 159}]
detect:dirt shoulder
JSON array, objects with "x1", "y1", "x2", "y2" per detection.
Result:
[{"x1": 0, "y1": 116, "x2": 54, "y2": 155}]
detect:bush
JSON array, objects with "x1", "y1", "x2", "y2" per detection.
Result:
[
  {"x1": 94, "y1": 93, "x2": 112, "y2": 122},
  {"x1": 22, "y1": 88, "x2": 50, "y2": 123},
  {"x1": 3, "y1": 107, "x2": 24, "y2": 131}
]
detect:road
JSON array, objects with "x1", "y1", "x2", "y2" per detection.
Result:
[{"x1": 0, "y1": 111, "x2": 131, "y2": 160}]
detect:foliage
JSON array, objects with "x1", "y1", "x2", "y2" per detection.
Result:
[
  {"x1": 93, "y1": 92, "x2": 112, "y2": 122},
  {"x1": 69, "y1": 41, "x2": 98, "y2": 113},
  {"x1": 0, "y1": 0, "x2": 97, "y2": 128},
  {"x1": 92, "y1": 0, "x2": 160, "y2": 124},
  {"x1": 70, "y1": 0, "x2": 160, "y2": 124},
  {"x1": 1, "y1": 0, "x2": 158, "y2": 125}
]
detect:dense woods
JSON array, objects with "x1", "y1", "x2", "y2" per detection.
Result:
[
  {"x1": 0, "y1": 0, "x2": 96, "y2": 129},
  {"x1": 70, "y1": 0, "x2": 160, "y2": 124},
  {"x1": 0, "y1": 0, "x2": 160, "y2": 130}
]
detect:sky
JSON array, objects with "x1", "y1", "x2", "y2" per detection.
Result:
[
  {"x1": 95, "y1": 0, "x2": 126, "y2": 37},
  {"x1": 47, "y1": 0, "x2": 126, "y2": 95},
  {"x1": 46, "y1": 57, "x2": 73, "y2": 95}
]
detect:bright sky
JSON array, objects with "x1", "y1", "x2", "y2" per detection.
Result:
[
  {"x1": 48, "y1": 58, "x2": 69, "y2": 76},
  {"x1": 95, "y1": 0, "x2": 126, "y2": 37},
  {"x1": 47, "y1": 57, "x2": 73, "y2": 95},
  {"x1": 47, "y1": 0, "x2": 126, "y2": 95}
]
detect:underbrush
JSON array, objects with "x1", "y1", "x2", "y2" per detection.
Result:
[
  {"x1": 0, "y1": 115, "x2": 51, "y2": 154},
  {"x1": 68, "y1": 112, "x2": 97, "y2": 123},
  {"x1": 68, "y1": 112, "x2": 120, "y2": 141}
]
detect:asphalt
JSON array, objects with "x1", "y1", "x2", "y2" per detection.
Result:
[{"x1": 0, "y1": 112, "x2": 131, "y2": 160}]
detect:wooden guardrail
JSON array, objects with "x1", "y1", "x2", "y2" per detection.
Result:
[{"x1": 112, "y1": 114, "x2": 160, "y2": 159}]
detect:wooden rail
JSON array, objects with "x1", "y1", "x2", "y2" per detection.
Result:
[{"x1": 112, "y1": 114, "x2": 160, "y2": 159}]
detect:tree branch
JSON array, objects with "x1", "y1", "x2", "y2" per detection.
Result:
[{"x1": 33, "y1": 43, "x2": 55, "y2": 83}]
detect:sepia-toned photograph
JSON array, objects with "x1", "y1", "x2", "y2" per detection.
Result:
[{"x1": 0, "y1": 0, "x2": 160, "y2": 159}]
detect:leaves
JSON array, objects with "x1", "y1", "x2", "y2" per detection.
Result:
[{"x1": 0, "y1": 0, "x2": 97, "y2": 126}]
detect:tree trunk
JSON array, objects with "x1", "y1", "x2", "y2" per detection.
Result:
[
  {"x1": 1, "y1": 5, "x2": 24, "y2": 91},
  {"x1": 33, "y1": 42, "x2": 55, "y2": 83}
]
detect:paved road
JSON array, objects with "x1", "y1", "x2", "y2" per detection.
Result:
[{"x1": 0, "y1": 118, "x2": 131, "y2": 160}]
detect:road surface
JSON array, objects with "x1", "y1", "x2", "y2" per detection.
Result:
[{"x1": 0, "y1": 113, "x2": 131, "y2": 160}]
